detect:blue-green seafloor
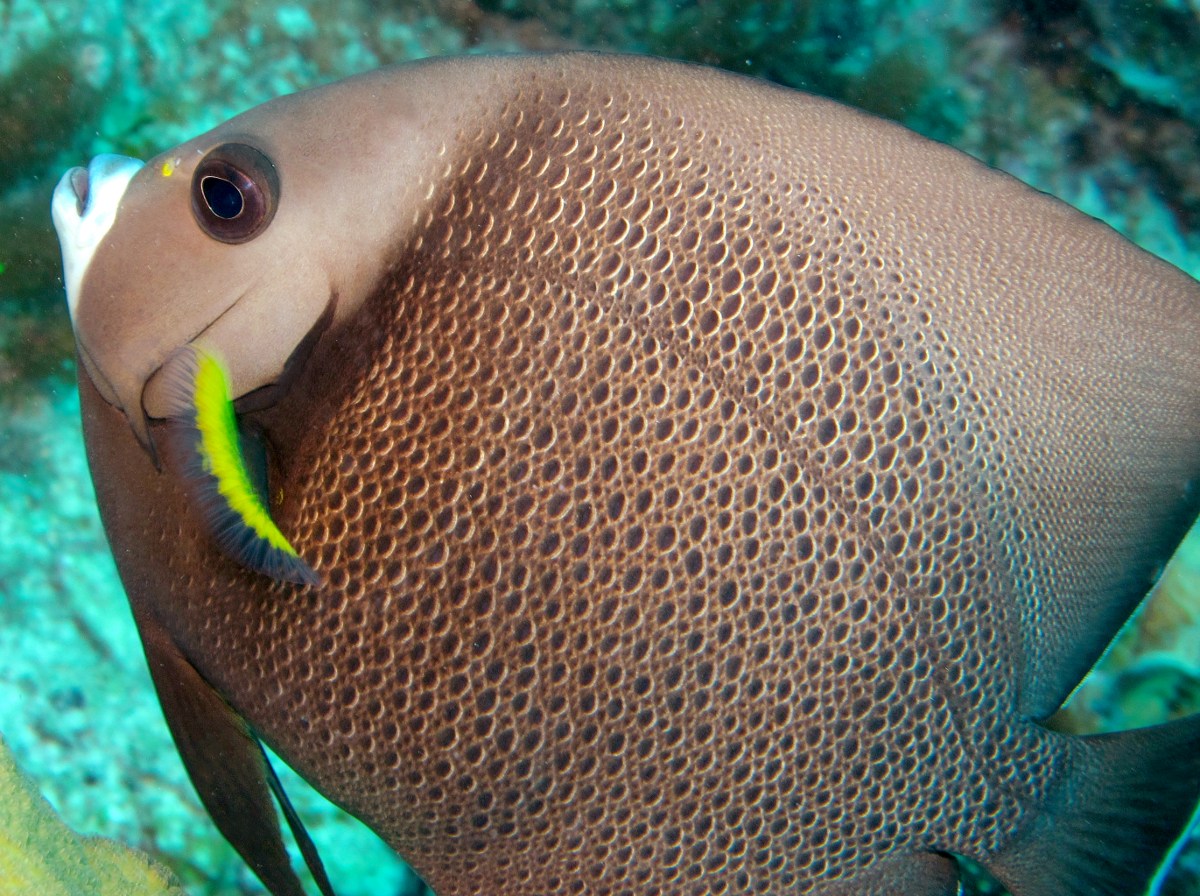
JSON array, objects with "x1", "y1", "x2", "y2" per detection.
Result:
[{"x1": 3, "y1": 1, "x2": 1200, "y2": 894}]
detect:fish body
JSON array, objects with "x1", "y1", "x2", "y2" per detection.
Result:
[{"x1": 53, "y1": 54, "x2": 1200, "y2": 896}]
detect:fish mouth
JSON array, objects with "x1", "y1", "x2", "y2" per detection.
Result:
[
  {"x1": 51, "y1": 153, "x2": 144, "y2": 325},
  {"x1": 64, "y1": 166, "x2": 91, "y2": 215}
]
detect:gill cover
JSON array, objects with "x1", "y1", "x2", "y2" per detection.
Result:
[{"x1": 159, "y1": 345, "x2": 319, "y2": 587}]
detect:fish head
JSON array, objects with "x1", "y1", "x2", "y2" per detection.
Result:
[
  {"x1": 53, "y1": 140, "x2": 317, "y2": 452},
  {"x1": 50, "y1": 66, "x2": 476, "y2": 454}
]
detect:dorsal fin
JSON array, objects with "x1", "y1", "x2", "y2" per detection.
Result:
[{"x1": 138, "y1": 612, "x2": 334, "y2": 896}]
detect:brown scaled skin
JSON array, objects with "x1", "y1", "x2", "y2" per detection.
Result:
[{"x1": 75, "y1": 55, "x2": 1200, "y2": 896}]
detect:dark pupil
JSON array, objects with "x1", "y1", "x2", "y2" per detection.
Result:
[{"x1": 201, "y1": 176, "x2": 244, "y2": 220}]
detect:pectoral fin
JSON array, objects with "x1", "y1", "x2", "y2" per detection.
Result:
[
  {"x1": 139, "y1": 614, "x2": 335, "y2": 896},
  {"x1": 157, "y1": 344, "x2": 319, "y2": 587}
]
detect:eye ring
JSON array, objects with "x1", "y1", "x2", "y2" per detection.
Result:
[{"x1": 191, "y1": 142, "x2": 280, "y2": 244}]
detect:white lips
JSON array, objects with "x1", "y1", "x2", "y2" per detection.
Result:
[{"x1": 51, "y1": 154, "x2": 145, "y2": 324}]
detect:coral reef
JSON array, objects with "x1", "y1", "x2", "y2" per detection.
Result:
[
  {"x1": 1, "y1": 2, "x2": 1199, "y2": 895},
  {"x1": 0, "y1": 731, "x2": 184, "y2": 896}
]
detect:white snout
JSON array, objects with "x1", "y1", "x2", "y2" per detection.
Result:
[{"x1": 51, "y1": 154, "x2": 144, "y2": 323}]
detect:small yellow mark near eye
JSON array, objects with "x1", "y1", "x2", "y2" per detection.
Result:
[{"x1": 161, "y1": 159, "x2": 177, "y2": 177}]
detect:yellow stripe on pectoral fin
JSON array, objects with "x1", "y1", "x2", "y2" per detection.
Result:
[{"x1": 159, "y1": 345, "x2": 320, "y2": 587}]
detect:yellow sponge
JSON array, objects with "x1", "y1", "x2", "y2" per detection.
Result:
[{"x1": 0, "y1": 733, "x2": 184, "y2": 896}]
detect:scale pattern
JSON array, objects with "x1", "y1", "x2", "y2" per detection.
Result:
[
  {"x1": 274, "y1": 77, "x2": 1054, "y2": 894},
  {"x1": 122, "y1": 61, "x2": 1200, "y2": 895}
]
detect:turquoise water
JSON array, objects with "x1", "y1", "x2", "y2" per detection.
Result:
[{"x1": 2, "y1": 2, "x2": 1200, "y2": 894}]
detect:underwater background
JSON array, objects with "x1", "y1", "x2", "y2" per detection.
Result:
[{"x1": 2, "y1": 0, "x2": 1200, "y2": 894}]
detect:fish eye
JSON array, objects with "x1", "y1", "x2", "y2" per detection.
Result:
[{"x1": 191, "y1": 142, "x2": 279, "y2": 244}]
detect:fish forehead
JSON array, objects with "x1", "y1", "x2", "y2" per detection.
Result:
[{"x1": 95, "y1": 56, "x2": 1200, "y2": 893}]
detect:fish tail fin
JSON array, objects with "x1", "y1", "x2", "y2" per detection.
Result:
[{"x1": 988, "y1": 714, "x2": 1200, "y2": 896}]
